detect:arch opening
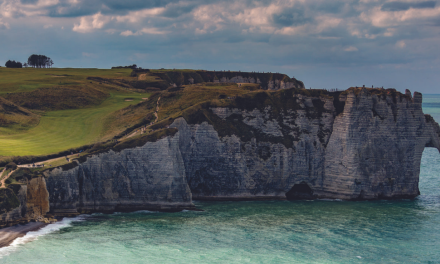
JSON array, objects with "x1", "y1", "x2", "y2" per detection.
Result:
[{"x1": 286, "y1": 182, "x2": 315, "y2": 200}]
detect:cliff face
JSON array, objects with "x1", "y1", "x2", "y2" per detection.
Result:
[
  {"x1": 216, "y1": 76, "x2": 297, "y2": 90},
  {"x1": 171, "y1": 94, "x2": 335, "y2": 199},
  {"x1": 2, "y1": 88, "x2": 439, "y2": 222},
  {"x1": 44, "y1": 135, "x2": 193, "y2": 215},
  {"x1": 321, "y1": 90, "x2": 438, "y2": 199},
  {"x1": 147, "y1": 70, "x2": 305, "y2": 90},
  {"x1": 0, "y1": 186, "x2": 27, "y2": 226}
]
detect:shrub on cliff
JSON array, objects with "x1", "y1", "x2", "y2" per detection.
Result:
[{"x1": 5, "y1": 162, "x2": 17, "y2": 170}]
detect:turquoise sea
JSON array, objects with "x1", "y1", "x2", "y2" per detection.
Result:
[{"x1": 1, "y1": 95, "x2": 440, "y2": 264}]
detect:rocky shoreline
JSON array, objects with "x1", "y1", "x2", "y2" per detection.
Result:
[{"x1": 0, "y1": 222, "x2": 47, "y2": 248}]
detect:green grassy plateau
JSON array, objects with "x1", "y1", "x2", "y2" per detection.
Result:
[
  {"x1": 0, "y1": 67, "x2": 150, "y2": 156},
  {"x1": 0, "y1": 67, "x2": 304, "y2": 166}
]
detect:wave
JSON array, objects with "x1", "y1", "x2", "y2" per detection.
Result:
[
  {"x1": 317, "y1": 198, "x2": 343, "y2": 202},
  {"x1": 131, "y1": 210, "x2": 158, "y2": 214},
  {"x1": 0, "y1": 215, "x2": 89, "y2": 258}
]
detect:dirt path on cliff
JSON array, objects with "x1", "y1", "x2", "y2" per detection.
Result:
[
  {"x1": 16, "y1": 152, "x2": 87, "y2": 171},
  {"x1": 124, "y1": 96, "x2": 161, "y2": 140},
  {"x1": 0, "y1": 169, "x2": 17, "y2": 189},
  {"x1": 154, "y1": 96, "x2": 161, "y2": 123}
]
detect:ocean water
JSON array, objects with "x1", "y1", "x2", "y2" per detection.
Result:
[{"x1": 1, "y1": 95, "x2": 440, "y2": 264}]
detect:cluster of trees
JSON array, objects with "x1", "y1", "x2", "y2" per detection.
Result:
[
  {"x1": 26, "y1": 54, "x2": 53, "y2": 68},
  {"x1": 5, "y1": 60, "x2": 22, "y2": 68},
  {"x1": 112, "y1": 64, "x2": 138, "y2": 69},
  {"x1": 4, "y1": 54, "x2": 53, "y2": 68}
]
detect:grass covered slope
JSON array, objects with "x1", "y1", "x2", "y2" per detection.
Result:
[
  {"x1": 0, "y1": 67, "x2": 132, "y2": 95},
  {"x1": 0, "y1": 67, "x2": 304, "y2": 159},
  {"x1": 0, "y1": 97, "x2": 40, "y2": 131},
  {"x1": 0, "y1": 92, "x2": 149, "y2": 156},
  {"x1": 0, "y1": 67, "x2": 150, "y2": 156}
]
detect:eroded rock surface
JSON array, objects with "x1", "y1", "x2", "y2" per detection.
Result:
[{"x1": 44, "y1": 135, "x2": 193, "y2": 215}]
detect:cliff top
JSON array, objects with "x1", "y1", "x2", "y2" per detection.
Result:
[{"x1": 1, "y1": 67, "x2": 420, "y2": 174}]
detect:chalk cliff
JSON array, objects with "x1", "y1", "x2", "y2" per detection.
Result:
[
  {"x1": 44, "y1": 134, "x2": 193, "y2": 216},
  {"x1": 1, "y1": 87, "x2": 439, "y2": 224}
]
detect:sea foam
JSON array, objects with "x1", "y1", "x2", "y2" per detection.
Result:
[{"x1": 0, "y1": 215, "x2": 89, "y2": 258}]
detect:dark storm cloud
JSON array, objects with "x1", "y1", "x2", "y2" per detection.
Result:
[{"x1": 381, "y1": 1, "x2": 436, "y2": 11}]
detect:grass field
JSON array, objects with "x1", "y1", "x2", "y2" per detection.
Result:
[
  {"x1": 0, "y1": 67, "x2": 132, "y2": 95},
  {"x1": 0, "y1": 67, "x2": 150, "y2": 156},
  {"x1": 0, "y1": 91, "x2": 149, "y2": 156},
  {"x1": 0, "y1": 67, "x2": 275, "y2": 158}
]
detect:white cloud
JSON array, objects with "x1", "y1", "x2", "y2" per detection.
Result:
[
  {"x1": 72, "y1": 12, "x2": 110, "y2": 33},
  {"x1": 0, "y1": 0, "x2": 58, "y2": 18},
  {"x1": 114, "y1": 7, "x2": 165, "y2": 23},
  {"x1": 192, "y1": 4, "x2": 227, "y2": 34},
  {"x1": 361, "y1": 6, "x2": 440, "y2": 28}
]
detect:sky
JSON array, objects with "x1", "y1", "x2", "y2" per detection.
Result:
[{"x1": 0, "y1": 0, "x2": 439, "y2": 93}]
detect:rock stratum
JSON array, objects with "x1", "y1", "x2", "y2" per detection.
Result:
[{"x1": 1, "y1": 87, "x2": 440, "y2": 226}]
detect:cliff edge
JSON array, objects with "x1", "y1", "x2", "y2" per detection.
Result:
[{"x1": 1, "y1": 87, "x2": 439, "y2": 225}]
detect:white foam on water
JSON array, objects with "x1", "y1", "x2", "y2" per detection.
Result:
[
  {"x1": 132, "y1": 210, "x2": 158, "y2": 214},
  {"x1": 181, "y1": 209, "x2": 203, "y2": 213},
  {"x1": 317, "y1": 199, "x2": 344, "y2": 202},
  {"x1": 0, "y1": 215, "x2": 89, "y2": 258}
]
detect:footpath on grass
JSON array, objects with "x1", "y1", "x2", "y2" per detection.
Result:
[
  {"x1": 0, "y1": 169, "x2": 17, "y2": 189},
  {"x1": 123, "y1": 96, "x2": 161, "y2": 140}
]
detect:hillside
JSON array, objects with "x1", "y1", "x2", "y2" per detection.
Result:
[
  {"x1": 0, "y1": 97, "x2": 39, "y2": 131},
  {"x1": 0, "y1": 67, "x2": 303, "y2": 160}
]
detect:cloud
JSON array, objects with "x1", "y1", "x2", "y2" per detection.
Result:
[
  {"x1": 113, "y1": 7, "x2": 165, "y2": 23},
  {"x1": 161, "y1": 1, "x2": 198, "y2": 18},
  {"x1": 72, "y1": 12, "x2": 110, "y2": 33},
  {"x1": 272, "y1": 8, "x2": 311, "y2": 27},
  {"x1": 0, "y1": 19, "x2": 10, "y2": 29},
  {"x1": 0, "y1": 20, "x2": 10, "y2": 30},
  {"x1": 361, "y1": 5, "x2": 440, "y2": 28},
  {"x1": 381, "y1": 1, "x2": 436, "y2": 12}
]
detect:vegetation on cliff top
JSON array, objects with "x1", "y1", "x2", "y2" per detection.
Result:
[
  {"x1": 0, "y1": 67, "x2": 310, "y2": 167},
  {"x1": 0, "y1": 67, "x2": 417, "y2": 187}
]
